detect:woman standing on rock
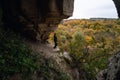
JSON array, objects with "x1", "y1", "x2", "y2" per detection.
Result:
[{"x1": 53, "y1": 33, "x2": 58, "y2": 49}]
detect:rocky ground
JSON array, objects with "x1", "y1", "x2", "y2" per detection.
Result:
[
  {"x1": 24, "y1": 40, "x2": 80, "y2": 80},
  {"x1": 24, "y1": 40, "x2": 120, "y2": 80}
]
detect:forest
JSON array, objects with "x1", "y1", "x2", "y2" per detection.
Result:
[{"x1": 49, "y1": 19, "x2": 120, "y2": 79}]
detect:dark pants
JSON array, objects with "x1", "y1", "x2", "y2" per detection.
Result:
[
  {"x1": 53, "y1": 34, "x2": 57, "y2": 48},
  {"x1": 53, "y1": 41, "x2": 57, "y2": 48}
]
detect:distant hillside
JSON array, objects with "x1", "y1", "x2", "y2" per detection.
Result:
[{"x1": 90, "y1": 18, "x2": 117, "y2": 20}]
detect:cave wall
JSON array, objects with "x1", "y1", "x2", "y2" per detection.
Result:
[
  {"x1": 113, "y1": 0, "x2": 120, "y2": 18},
  {"x1": 0, "y1": 0, "x2": 74, "y2": 41}
]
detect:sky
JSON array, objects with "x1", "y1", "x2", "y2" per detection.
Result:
[{"x1": 69, "y1": 0, "x2": 118, "y2": 19}]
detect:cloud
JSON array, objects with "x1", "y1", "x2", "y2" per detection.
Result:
[{"x1": 70, "y1": 0, "x2": 118, "y2": 19}]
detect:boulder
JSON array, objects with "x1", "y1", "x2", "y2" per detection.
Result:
[{"x1": 96, "y1": 51, "x2": 120, "y2": 80}]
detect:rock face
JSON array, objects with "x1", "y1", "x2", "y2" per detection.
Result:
[
  {"x1": 96, "y1": 51, "x2": 120, "y2": 80},
  {"x1": 0, "y1": 0, "x2": 74, "y2": 41},
  {"x1": 113, "y1": 0, "x2": 120, "y2": 18},
  {"x1": 0, "y1": 0, "x2": 120, "y2": 42}
]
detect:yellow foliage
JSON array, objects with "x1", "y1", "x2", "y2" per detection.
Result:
[
  {"x1": 86, "y1": 35, "x2": 93, "y2": 43},
  {"x1": 48, "y1": 32, "x2": 54, "y2": 43},
  {"x1": 48, "y1": 19, "x2": 120, "y2": 79},
  {"x1": 49, "y1": 19, "x2": 120, "y2": 56}
]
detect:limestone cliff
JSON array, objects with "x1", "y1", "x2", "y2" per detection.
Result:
[
  {"x1": 0, "y1": 0, "x2": 74, "y2": 41},
  {"x1": 96, "y1": 51, "x2": 120, "y2": 80}
]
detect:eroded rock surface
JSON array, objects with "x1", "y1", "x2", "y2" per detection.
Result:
[
  {"x1": 0, "y1": 0, "x2": 74, "y2": 41},
  {"x1": 96, "y1": 51, "x2": 120, "y2": 80}
]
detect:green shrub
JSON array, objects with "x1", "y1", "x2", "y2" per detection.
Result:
[
  {"x1": 68, "y1": 31, "x2": 111, "y2": 80},
  {"x1": 0, "y1": 26, "x2": 38, "y2": 79},
  {"x1": 69, "y1": 31, "x2": 87, "y2": 62},
  {"x1": 36, "y1": 57, "x2": 72, "y2": 80}
]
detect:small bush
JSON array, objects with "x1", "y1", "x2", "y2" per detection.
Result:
[
  {"x1": 69, "y1": 31, "x2": 87, "y2": 62},
  {"x1": 0, "y1": 26, "x2": 38, "y2": 79},
  {"x1": 36, "y1": 57, "x2": 72, "y2": 80}
]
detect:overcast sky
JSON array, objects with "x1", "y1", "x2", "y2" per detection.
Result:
[{"x1": 70, "y1": 0, "x2": 118, "y2": 19}]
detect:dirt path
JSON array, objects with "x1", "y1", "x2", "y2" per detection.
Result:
[
  {"x1": 25, "y1": 40, "x2": 68, "y2": 67},
  {"x1": 24, "y1": 40, "x2": 79, "y2": 80},
  {"x1": 25, "y1": 40, "x2": 60, "y2": 58}
]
